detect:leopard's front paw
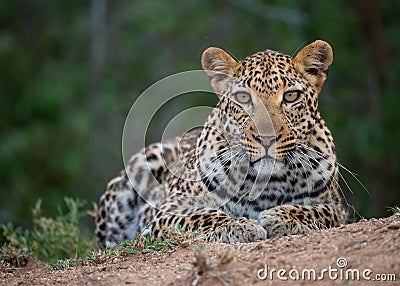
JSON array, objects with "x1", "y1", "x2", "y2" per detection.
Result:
[
  {"x1": 258, "y1": 209, "x2": 305, "y2": 238},
  {"x1": 258, "y1": 210, "x2": 290, "y2": 238},
  {"x1": 215, "y1": 218, "x2": 268, "y2": 243}
]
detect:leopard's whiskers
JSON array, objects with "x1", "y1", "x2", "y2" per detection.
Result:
[{"x1": 296, "y1": 143, "x2": 366, "y2": 219}]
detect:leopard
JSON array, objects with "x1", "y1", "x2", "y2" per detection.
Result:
[{"x1": 95, "y1": 40, "x2": 346, "y2": 249}]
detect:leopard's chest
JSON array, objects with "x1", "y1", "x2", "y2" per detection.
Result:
[
  {"x1": 223, "y1": 182, "x2": 300, "y2": 218},
  {"x1": 206, "y1": 162, "x2": 321, "y2": 220}
]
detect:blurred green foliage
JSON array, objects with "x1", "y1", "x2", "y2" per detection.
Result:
[
  {"x1": 0, "y1": 0, "x2": 399, "y2": 230},
  {"x1": 0, "y1": 197, "x2": 96, "y2": 265}
]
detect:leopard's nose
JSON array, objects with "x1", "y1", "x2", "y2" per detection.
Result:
[{"x1": 255, "y1": 135, "x2": 276, "y2": 150}]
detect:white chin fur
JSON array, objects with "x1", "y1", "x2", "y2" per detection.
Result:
[{"x1": 250, "y1": 158, "x2": 283, "y2": 176}]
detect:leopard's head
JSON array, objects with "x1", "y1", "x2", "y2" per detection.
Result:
[{"x1": 201, "y1": 40, "x2": 333, "y2": 166}]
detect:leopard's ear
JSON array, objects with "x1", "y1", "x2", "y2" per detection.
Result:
[
  {"x1": 201, "y1": 47, "x2": 239, "y2": 96},
  {"x1": 294, "y1": 40, "x2": 333, "y2": 91}
]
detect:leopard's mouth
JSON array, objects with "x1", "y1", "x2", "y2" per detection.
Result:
[
  {"x1": 250, "y1": 154, "x2": 276, "y2": 164},
  {"x1": 249, "y1": 155, "x2": 284, "y2": 174},
  {"x1": 254, "y1": 153, "x2": 291, "y2": 166}
]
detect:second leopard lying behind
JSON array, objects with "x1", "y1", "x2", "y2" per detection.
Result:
[{"x1": 95, "y1": 40, "x2": 347, "y2": 249}]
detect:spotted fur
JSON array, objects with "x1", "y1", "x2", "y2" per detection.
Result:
[{"x1": 95, "y1": 40, "x2": 346, "y2": 249}]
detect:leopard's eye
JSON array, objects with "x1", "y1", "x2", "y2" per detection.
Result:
[
  {"x1": 283, "y1": 91, "x2": 301, "y2": 103},
  {"x1": 234, "y1": 92, "x2": 251, "y2": 104}
]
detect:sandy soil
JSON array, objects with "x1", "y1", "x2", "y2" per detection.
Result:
[{"x1": 1, "y1": 214, "x2": 399, "y2": 286}]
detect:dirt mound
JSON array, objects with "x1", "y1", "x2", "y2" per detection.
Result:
[{"x1": 1, "y1": 215, "x2": 399, "y2": 286}]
